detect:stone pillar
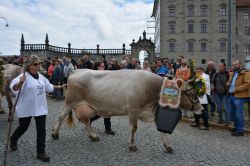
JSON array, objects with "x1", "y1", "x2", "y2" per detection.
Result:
[
  {"x1": 97, "y1": 44, "x2": 99, "y2": 55},
  {"x1": 20, "y1": 33, "x2": 25, "y2": 56},
  {"x1": 68, "y1": 43, "x2": 71, "y2": 55},
  {"x1": 45, "y1": 33, "x2": 49, "y2": 50},
  {"x1": 123, "y1": 43, "x2": 125, "y2": 55}
]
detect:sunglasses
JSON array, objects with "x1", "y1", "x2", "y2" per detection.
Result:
[
  {"x1": 181, "y1": 63, "x2": 186, "y2": 65},
  {"x1": 33, "y1": 63, "x2": 40, "y2": 66},
  {"x1": 99, "y1": 65, "x2": 105, "y2": 67}
]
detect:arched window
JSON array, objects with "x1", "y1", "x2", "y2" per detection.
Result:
[
  {"x1": 200, "y1": 20, "x2": 208, "y2": 33},
  {"x1": 187, "y1": 20, "x2": 195, "y2": 33},
  {"x1": 187, "y1": 5, "x2": 195, "y2": 17},
  {"x1": 218, "y1": 38, "x2": 227, "y2": 52},
  {"x1": 219, "y1": 4, "x2": 227, "y2": 16},
  {"x1": 200, "y1": 4, "x2": 208, "y2": 16},
  {"x1": 169, "y1": 5, "x2": 176, "y2": 17},
  {"x1": 187, "y1": 39, "x2": 195, "y2": 52},
  {"x1": 219, "y1": 20, "x2": 227, "y2": 33},
  {"x1": 168, "y1": 39, "x2": 176, "y2": 52},
  {"x1": 199, "y1": 38, "x2": 208, "y2": 52},
  {"x1": 168, "y1": 21, "x2": 176, "y2": 33}
]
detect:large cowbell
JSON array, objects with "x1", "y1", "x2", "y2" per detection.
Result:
[{"x1": 155, "y1": 105, "x2": 182, "y2": 134}]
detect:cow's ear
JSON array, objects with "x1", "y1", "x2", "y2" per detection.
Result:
[{"x1": 175, "y1": 79, "x2": 184, "y2": 89}]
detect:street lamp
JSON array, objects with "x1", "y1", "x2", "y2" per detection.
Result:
[{"x1": 0, "y1": 17, "x2": 9, "y2": 27}]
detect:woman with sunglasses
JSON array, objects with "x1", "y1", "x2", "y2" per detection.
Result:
[
  {"x1": 175, "y1": 59, "x2": 191, "y2": 81},
  {"x1": 90, "y1": 61, "x2": 115, "y2": 135},
  {"x1": 9, "y1": 55, "x2": 62, "y2": 162}
]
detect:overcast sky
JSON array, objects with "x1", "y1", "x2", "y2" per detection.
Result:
[{"x1": 0, "y1": 0, "x2": 154, "y2": 55}]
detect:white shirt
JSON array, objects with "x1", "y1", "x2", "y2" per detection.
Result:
[
  {"x1": 198, "y1": 72, "x2": 211, "y2": 104},
  {"x1": 10, "y1": 72, "x2": 54, "y2": 118}
]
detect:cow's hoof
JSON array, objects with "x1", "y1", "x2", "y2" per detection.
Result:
[
  {"x1": 129, "y1": 145, "x2": 137, "y2": 152},
  {"x1": 52, "y1": 133, "x2": 59, "y2": 140},
  {"x1": 164, "y1": 145, "x2": 174, "y2": 153},
  {"x1": 89, "y1": 136, "x2": 100, "y2": 142}
]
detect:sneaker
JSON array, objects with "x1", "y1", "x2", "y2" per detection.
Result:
[
  {"x1": 105, "y1": 129, "x2": 115, "y2": 135},
  {"x1": 0, "y1": 111, "x2": 5, "y2": 114},
  {"x1": 210, "y1": 113, "x2": 215, "y2": 117},
  {"x1": 9, "y1": 139, "x2": 17, "y2": 151},
  {"x1": 231, "y1": 131, "x2": 244, "y2": 136},
  {"x1": 37, "y1": 153, "x2": 50, "y2": 162}
]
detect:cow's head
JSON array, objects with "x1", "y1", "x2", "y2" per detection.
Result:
[{"x1": 178, "y1": 79, "x2": 203, "y2": 114}]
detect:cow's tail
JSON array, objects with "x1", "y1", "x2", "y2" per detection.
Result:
[{"x1": 66, "y1": 111, "x2": 75, "y2": 128}]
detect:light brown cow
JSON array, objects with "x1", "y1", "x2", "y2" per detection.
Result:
[
  {"x1": 52, "y1": 69, "x2": 203, "y2": 152},
  {"x1": 0, "y1": 64, "x2": 22, "y2": 121}
]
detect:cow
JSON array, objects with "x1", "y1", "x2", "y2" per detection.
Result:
[
  {"x1": 52, "y1": 69, "x2": 203, "y2": 152},
  {"x1": 0, "y1": 64, "x2": 22, "y2": 121}
]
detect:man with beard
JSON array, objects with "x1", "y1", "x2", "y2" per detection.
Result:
[{"x1": 227, "y1": 60, "x2": 250, "y2": 136}]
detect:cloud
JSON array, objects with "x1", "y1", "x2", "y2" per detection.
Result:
[{"x1": 0, "y1": 0, "x2": 153, "y2": 55}]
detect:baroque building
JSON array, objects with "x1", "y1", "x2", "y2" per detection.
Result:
[
  {"x1": 152, "y1": 0, "x2": 243, "y2": 66},
  {"x1": 236, "y1": 0, "x2": 250, "y2": 69}
]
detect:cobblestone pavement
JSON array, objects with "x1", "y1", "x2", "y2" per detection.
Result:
[{"x1": 0, "y1": 98, "x2": 250, "y2": 166}]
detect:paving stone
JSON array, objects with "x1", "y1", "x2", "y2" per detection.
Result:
[{"x1": 0, "y1": 98, "x2": 249, "y2": 165}]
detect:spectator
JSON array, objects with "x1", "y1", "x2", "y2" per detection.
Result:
[
  {"x1": 100, "y1": 54, "x2": 108, "y2": 70},
  {"x1": 205, "y1": 61, "x2": 217, "y2": 117},
  {"x1": 166, "y1": 62, "x2": 174, "y2": 80},
  {"x1": 63, "y1": 57, "x2": 74, "y2": 85},
  {"x1": 109, "y1": 58, "x2": 120, "y2": 70},
  {"x1": 142, "y1": 61, "x2": 151, "y2": 72},
  {"x1": 127, "y1": 58, "x2": 137, "y2": 69},
  {"x1": 191, "y1": 67, "x2": 210, "y2": 130},
  {"x1": 227, "y1": 60, "x2": 250, "y2": 136},
  {"x1": 120, "y1": 60, "x2": 128, "y2": 69},
  {"x1": 51, "y1": 59, "x2": 63, "y2": 100},
  {"x1": 78, "y1": 55, "x2": 93, "y2": 69},
  {"x1": 150, "y1": 61, "x2": 157, "y2": 73},
  {"x1": 90, "y1": 61, "x2": 115, "y2": 135},
  {"x1": 47, "y1": 59, "x2": 55, "y2": 82},
  {"x1": 212, "y1": 62, "x2": 230, "y2": 124},
  {"x1": 173, "y1": 56, "x2": 183, "y2": 74},
  {"x1": 155, "y1": 59, "x2": 169, "y2": 76},
  {"x1": 175, "y1": 59, "x2": 191, "y2": 81}
]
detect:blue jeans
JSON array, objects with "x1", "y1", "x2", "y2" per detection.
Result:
[
  {"x1": 228, "y1": 95, "x2": 245, "y2": 132},
  {"x1": 214, "y1": 93, "x2": 229, "y2": 122}
]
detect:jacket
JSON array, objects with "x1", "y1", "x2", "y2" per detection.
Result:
[
  {"x1": 212, "y1": 71, "x2": 229, "y2": 94},
  {"x1": 228, "y1": 70, "x2": 250, "y2": 98}
]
